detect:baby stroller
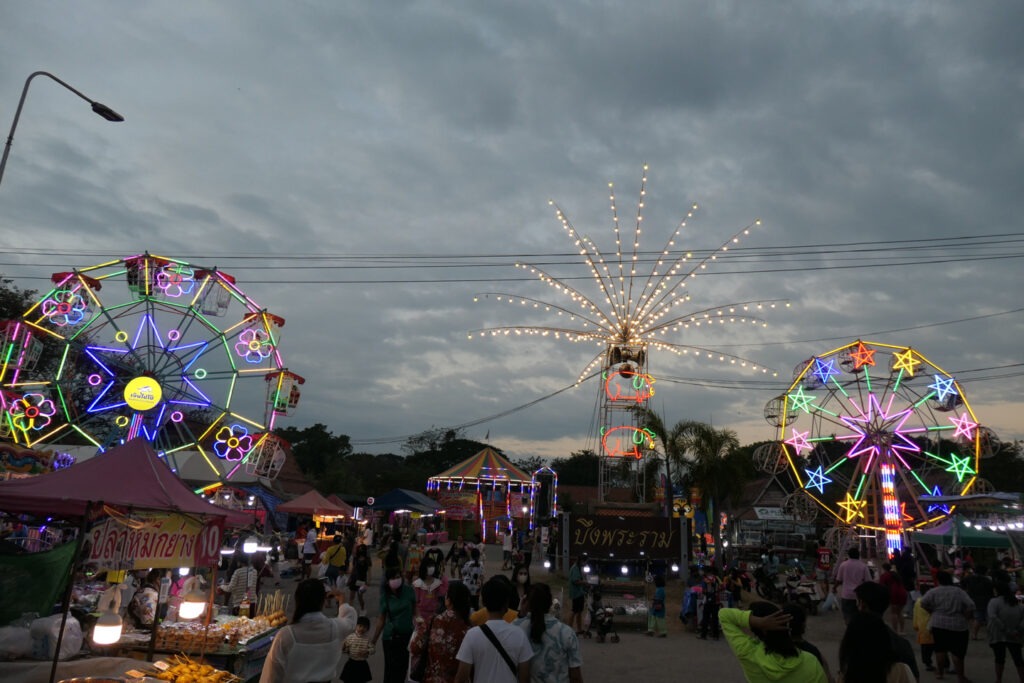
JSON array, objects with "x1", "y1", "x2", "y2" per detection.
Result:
[{"x1": 587, "y1": 588, "x2": 619, "y2": 643}]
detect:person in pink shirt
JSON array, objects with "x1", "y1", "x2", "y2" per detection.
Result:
[{"x1": 833, "y1": 548, "x2": 874, "y2": 624}]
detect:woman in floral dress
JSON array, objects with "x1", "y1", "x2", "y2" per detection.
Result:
[{"x1": 408, "y1": 582, "x2": 471, "y2": 683}]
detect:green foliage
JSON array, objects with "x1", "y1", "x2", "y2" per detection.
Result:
[
  {"x1": 0, "y1": 275, "x2": 37, "y2": 319},
  {"x1": 551, "y1": 449, "x2": 600, "y2": 486}
]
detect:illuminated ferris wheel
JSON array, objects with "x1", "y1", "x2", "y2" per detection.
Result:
[
  {"x1": 766, "y1": 340, "x2": 994, "y2": 553},
  {"x1": 0, "y1": 253, "x2": 303, "y2": 482}
]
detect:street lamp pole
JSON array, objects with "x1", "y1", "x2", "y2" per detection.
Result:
[{"x1": 0, "y1": 70, "x2": 124, "y2": 187}]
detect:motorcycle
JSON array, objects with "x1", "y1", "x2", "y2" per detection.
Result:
[{"x1": 753, "y1": 566, "x2": 824, "y2": 614}]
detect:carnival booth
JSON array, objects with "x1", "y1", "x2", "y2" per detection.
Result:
[
  {"x1": 426, "y1": 447, "x2": 539, "y2": 542},
  {"x1": 365, "y1": 489, "x2": 444, "y2": 544},
  {"x1": 0, "y1": 439, "x2": 272, "y2": 682}
]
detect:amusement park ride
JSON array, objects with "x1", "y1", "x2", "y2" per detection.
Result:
[
  {"x1": 759, "y1": 340, "x2": 996, "y2": 556},
  {"x1": 0, "y1": 253, "x2": 303, "y2": 486},
  {"x1": 470, "y1": 166, "x2": 787, "y2": 501}
]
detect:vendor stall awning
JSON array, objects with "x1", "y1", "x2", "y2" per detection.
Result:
[
  {"x1": 911, "y1": 514, "x2": 1010, "y2": 549},
  {"x1": 429, "y1": 446, "x2": 532, "y2": 483},
  {"x1": 366, "y1": 488, "x2": 441, "y2": 513},
  {"x1": 277, "y1": 489, "x2": 350, "y2": 517},
  {"x1": 0, "y1": 438, "x2": 249, "y2": 525}
]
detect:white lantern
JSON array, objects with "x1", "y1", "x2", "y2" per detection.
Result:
[
  {"x1": 92, "y1": 610, "x2": 123, "y2": 645},
  {"x1": 178, "y1": 577, "x2": 207, "y2": 620}
]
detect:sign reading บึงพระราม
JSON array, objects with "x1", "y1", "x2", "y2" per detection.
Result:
[
  {"x1": 570, "y1": 515, "x2": 681, "y2": 559},
  {"x1": 86, "y1": 511, "x2": 224, "y2": 570}
]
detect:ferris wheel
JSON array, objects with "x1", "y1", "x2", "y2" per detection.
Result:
[
  {"x1": 0, "y1": 253, "x2": 303, "y2": 482},
  {"x1": 765, "y1": 340, "x2": 995, "y2": 554}
]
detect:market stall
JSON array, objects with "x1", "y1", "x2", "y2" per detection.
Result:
[
  {"x1": 0, "y1": 438, "x2": 254, "y2": 682},
  {"x1": 365, "y1": 488, "x2": 444, "y2": 543}
]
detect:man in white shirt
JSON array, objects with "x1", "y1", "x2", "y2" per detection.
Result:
[
  {"x1": 301, "y1": 525, "x2": 318, "y2": 579},
  {"x1": 456, "y1": 576, "x2": 532, "y2": 683}
]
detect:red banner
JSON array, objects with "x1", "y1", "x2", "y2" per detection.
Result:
[{"x1": 435, "y1": 491, "x2": 477, "y2": 521}]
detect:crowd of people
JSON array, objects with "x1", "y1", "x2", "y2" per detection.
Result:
[
  {"x1": 247, "y1": 520, "x2": 1024, "y2": 683},
  {"x1": 258, "y1": 526, "x2": 582, "y2": 683}
]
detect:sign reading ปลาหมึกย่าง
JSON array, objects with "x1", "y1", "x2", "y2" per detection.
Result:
[{"x1": 85, "y1": 511, "x2": 224, "y2": 570}]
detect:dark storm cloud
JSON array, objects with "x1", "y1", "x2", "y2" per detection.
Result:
[{"x1": 0, "y1": 1, "x2": 1020, "y2": 457}]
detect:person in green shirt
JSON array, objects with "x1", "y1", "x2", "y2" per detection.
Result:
[
  {"x1": 371, "y1": 567, "x2": 417, "y2": 683},
  {"x1": 719, "y1": 602, "x2": 827, "y2": 683}
]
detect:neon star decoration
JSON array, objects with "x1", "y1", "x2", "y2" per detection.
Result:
[
  {"x1": 945, "y1": 453, "x2": 975, "y2": 482},
  {"x1": 929, "y1": 375, "x2": 958, "y2": 403},
  {"x1": 804, "y1": 466, "x2": 832, "y2": 493},
  {"x1": 811, "y1": 357, "x2": 840, "y2": 385},
  {"x1": 849, "y1": 342, "x2": 876, "y2": 369},
  {"x1": 785, "y1": 429, "x2": 813, "y2": 456},
  {"x1": 927, "y1": 486, "x2": 950, "y2": 514},
  {"x1": 213, "y1": 424, "x2": 254, "y2": 461},
  {"x1": 837, "y1": 493, "x2": 866, "y2": 522},
  {"x1": 787, "y1": 386, "x2": 816, "y2": 413},
  {"x1": 950, "y1": 414, "x2": 977, "y2": 441},
  {"x1": 891, "y1": 349, "x2": 921, "y2": 376},
  {"x1": 772, "y1": 340, "x2": 985, "y2": 535}
]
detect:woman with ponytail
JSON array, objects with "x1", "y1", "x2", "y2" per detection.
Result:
[{"x1": 515, "y1": 582, "x2": 584, "y2": 683}]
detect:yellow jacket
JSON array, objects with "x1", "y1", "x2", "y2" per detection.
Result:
[{"x1": 913, "y1": 599, "x2": 934, "y2": 645}]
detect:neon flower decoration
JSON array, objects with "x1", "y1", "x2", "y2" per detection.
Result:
[
  {"x1": 234, "y1": 327, "x2": 274, "y2": 364},
  {"x1": 9, "y1": 393, "x2": 57, "y2": 433},
  {"x1": 41, "y1": 288, "x2": 89, "y2": 327},
  {"x1": 837, "y1": 393, "x2": 918, "y2": 469},
  {"x1": 603, "y1": 369, "x2": 656, "y2": 403},
  {"x1": 156, "y1": 265, "x2": 196, "y2": 298},
  {"x1": 213, "y1": 424, "x2": 254, "y2": 462},
  {"x1": 601, "y1": 425, "x2": 657, "y2": 459}
]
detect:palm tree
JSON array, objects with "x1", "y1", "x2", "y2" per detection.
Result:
[{"x1": 635, "y1": 408, "x2": 746, "y2": 560}]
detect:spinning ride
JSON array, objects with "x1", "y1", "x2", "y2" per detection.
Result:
[
  {"x1": 0, "y1": 253, "x2": 303, "y2": 482},
  {"x1": 768, "y1": 340, "x2": 992, "y2": 554}
]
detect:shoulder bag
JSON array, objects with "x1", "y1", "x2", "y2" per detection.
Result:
[{"x1": 479, "y1": 623, "x2": 517, "y2": 677}]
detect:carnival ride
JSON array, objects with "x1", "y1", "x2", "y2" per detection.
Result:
[
  {"x1": 764, "y1": 340, "x2": 995, "y2": 555},
  {"x1": 0, "y1": 253, "x2": 303, "y2": 483},
  {"x1": 469, "y1": 166, "x2": 786, "y2": 500}
]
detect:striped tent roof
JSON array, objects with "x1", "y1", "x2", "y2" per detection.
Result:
[{"x1": 428, "y1": 447, "x2": 532, "y2": 484}]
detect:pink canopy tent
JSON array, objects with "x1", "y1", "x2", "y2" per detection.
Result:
[
  {"x1": 277, "y1": 489, "x2": 350, "y2": 518},
  {"x1": 0, "y1": 438, "x2": 249, "y2": 526}
]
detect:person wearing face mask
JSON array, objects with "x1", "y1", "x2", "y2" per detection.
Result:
[
  {"x1": 414, "y1": 558, "x2": 449, "y2": 621},
  {"x1": 510, "y1": 562, "x2": 532, "y2": 616},
  {"x1": 372, "y1": 567, "x2": 418, "y2": 683}
]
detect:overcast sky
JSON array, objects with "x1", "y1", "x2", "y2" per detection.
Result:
[{"x1": 0, "y1": 2, "x2": 1021, "y2": 464}]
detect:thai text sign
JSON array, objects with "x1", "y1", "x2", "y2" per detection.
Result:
[
  {"x1": 86, "y1": 512, "x2": 223, "y2": 569},
  {"x1": 571, "y1": 515, "x2": 680, "y2": 559}
]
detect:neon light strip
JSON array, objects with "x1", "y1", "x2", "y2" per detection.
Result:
[
  {"x1": 892, "y1": 368, "x2": 905, "y2": 394},
  {"x1": 863, "y1": 366, "x2": 872, "y2": 393},
  {"x1": 228, "y1": 411, "x2": 264, "y2": 429},
  {"x1": 854, "y1": 473, "x2": 867, "y2": 500},
  {"x1": 880, "y1": 463, "x2": 903, "y2": 554}
]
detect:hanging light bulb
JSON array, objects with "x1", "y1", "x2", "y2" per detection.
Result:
[
  {"x1": 620, "y1": 564, "x2": 629, "y2": 575},
  {"x1": 178, "y1": 576, "x2": 208, "y2": 620},
  {"x1": 671, "y1": 563, "x2": 680, "y2": 573},
  {"x1": 543, "y1": 559, "x2": 551, "y2": 569},
  {"x1": 91, "y1": 585, "x2": 124, "y2": 645},
  {"x1": 178, "y1": 567, "x2": 190, "y2": 576},
  {"x1": 242, "y1": 535, "x2": 258, "y2": 554}
]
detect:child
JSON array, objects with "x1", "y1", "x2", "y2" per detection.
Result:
[
  {"x1": 699, "y1": 568, "x2": 721, "y2": 640},
  {"x1": 341, "y1": 616, "x2": 374, "y2": 683},
  {"x1": 647, "y1": 574, "x2": 668, "y2": 637},
  {"x1": 912, "y1": 584, "x2": 935, "y2": 672}
]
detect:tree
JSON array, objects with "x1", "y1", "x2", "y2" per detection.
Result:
[
  {"x1": 551, "y1": 449, "x2": 600, "y2": 486},
  {"x1": 275, "y1": 423, "x2": 352, "y2": 479},
  {"x1": 513, "y1": 456, "x2": 545, "y2": 474},
  {"x1": 680, "y1": 422, "x2": 743, "y2": 551}
]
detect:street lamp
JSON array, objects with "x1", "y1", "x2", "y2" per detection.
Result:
[{"x1": 0, "y1": 70, "x2": 123, "y2": 187}]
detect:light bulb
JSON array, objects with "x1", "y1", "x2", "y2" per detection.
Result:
[
  {"x1": 583, "y1": 565, "x2": 591, "y2": 574},
  {"x1": 242, "y1": 536, "x2": 258, "y2": 554},
  {"x1": 671, "y1": 563, "x2": 680, "y2": 573},
  {"x1": 92, "y1": 611, "x2": 123, "y2": 645},
  {"x1": 620, "y1": 565, "x2": 628, "y2": 575},
  {"x1": 543, "y1": 559, "x2": 551, "y2": 569}
]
